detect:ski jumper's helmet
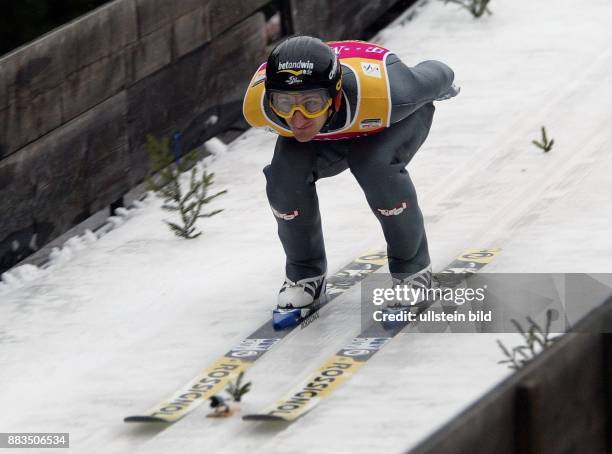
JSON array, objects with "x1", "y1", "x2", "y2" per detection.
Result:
[{"x1": 265, "y1": 36, "x2": 342, "y2": 111}]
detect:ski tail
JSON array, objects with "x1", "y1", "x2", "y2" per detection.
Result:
[
  {"x1": 124, "y1": 356, "x2": 252, "y2": 423},
  {"x1": 243, "y1": 354, "x2": 367, "y2": 422}
]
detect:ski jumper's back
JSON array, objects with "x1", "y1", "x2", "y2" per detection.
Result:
[{"x1": 243, "y1": 40, "x2": 457, "y2": 141}]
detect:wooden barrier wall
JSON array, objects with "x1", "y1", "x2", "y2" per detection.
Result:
[
  {"x1": 291, "y1": 0, "x2": 407, "y2": 40},
  {"x1": 0, "y1": 0, "x2": 406, "y2": 273},
  {"x1": 408, "y1": 297, "x2": 612, "y2": 454}
]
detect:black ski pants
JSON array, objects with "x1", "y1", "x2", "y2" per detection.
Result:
[{"x1": 264, "y1": 102, "x2": 435, "y2": 281}]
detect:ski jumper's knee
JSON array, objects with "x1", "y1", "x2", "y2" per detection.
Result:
[{"x1": 264, "y1": 138, "x2": 319, "y2": 221}]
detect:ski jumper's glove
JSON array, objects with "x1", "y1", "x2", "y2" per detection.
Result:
[{"x1": 436, "y1": 83, "x2": 461, "y2": 101}]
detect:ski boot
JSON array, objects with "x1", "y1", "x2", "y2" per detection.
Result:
[
  {"x1": 272, "y1": 274, "x2": 326, "y2": 330},
  {"x1": 382, "y1": 265, "x2": 432, "y2": 330}
]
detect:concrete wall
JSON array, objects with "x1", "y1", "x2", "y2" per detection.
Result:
[{"x1": 0, "y1": 0, "x2": 408, "y2": 273}]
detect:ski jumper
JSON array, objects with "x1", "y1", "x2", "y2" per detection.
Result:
[{"x1": 243, "y1": 40, "x2": 457, "y2": 281}]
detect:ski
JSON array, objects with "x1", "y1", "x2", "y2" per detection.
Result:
[
  {"x1": 243, "y1": 248, "x2": 501, "y2": 422},
  {"x1": 124, "y1": 249, "x2": 387, "y2": 423}
]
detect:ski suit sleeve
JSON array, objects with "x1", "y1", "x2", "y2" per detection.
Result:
[{"x1": 386, "y1": 53, "x2": 458, "y2": 124}]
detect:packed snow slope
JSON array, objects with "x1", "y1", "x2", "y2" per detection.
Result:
[{"x1": 1, "y1": 0, "x2": 612, "y2": 453}]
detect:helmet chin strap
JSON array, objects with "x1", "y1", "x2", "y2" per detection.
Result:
[
  {"x1": 322, "y1": 92, "x2": 343, "y2": 130},
  {"x1": 333, "y1": 92, "x2": 342, "y2": 112}
]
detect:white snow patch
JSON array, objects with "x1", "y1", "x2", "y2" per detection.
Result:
[
  {"x1": 1, "y1": 264, "x2": 42, "y2": 288},
  {"x1": 205, "y1": 114, "x2": 219, "y2": 126},
  {"x1": 0, "y1": 202, "x2": 145, "y2": 295},
  {"x1": 202, "y1": 137, "x2": 229, "y2": 165}
]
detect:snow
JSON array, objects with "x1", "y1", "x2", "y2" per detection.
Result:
[
  {"x1": 203, "y1": 136, "x2": 228, "y2": 157},
  {"x1": 1, "y1": 0, "x2": 612, "y2": 452}
]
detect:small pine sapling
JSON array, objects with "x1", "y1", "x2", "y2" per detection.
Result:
[
  {"x1": 497, "y1": 309, "x2": 557, "y2": 370},
  {"x1": 442, "y1": 0, "x2": 492, "y2": 18},
  {"x1": 532, "y1": 126, "x2": 554, "y2": 152},
  {"x1": 145, "y1": 134, "x2": 227, "y2": 239},
  {"x1": 226, "y1": 371, "x2": 252, "y2": 403}
]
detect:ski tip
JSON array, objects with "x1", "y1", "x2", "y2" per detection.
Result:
[
  {"x1": 242, "y1": 414, "x2": 289, "y2": 422},
  {"x1": 124, "y1": 415, "x2": 171, "y2": 423}
]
